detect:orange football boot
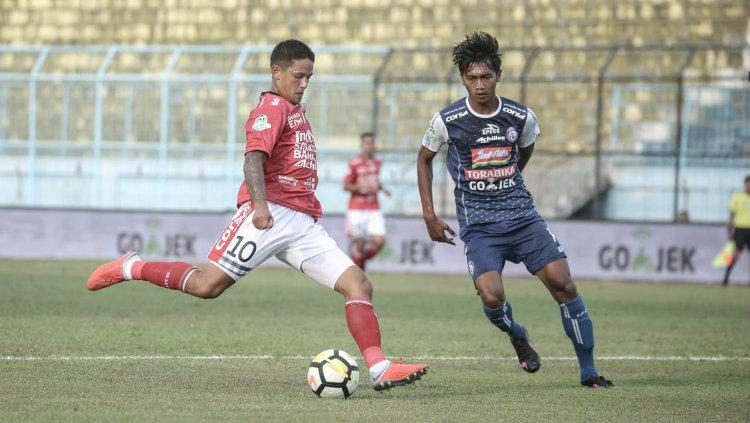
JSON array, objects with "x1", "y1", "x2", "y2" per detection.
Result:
[
  {"x1": 86, "y1": 252, "x2": 139, "y2": 291},
  {"x1": 370, "y1": 358, "x2": 429, "y2": 391}
]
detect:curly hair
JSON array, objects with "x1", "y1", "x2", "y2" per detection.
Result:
[{"x1": 452, "y1": 32, "x2": 503, "y2": 75}]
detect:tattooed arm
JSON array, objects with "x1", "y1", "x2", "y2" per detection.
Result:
[{"x1": 243, "y1": 151, "x2": 273, "y2": 229}]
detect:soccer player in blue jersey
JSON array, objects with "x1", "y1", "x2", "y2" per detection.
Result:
[{"x1": 416, "y1": 32, "x2": 614, "y2": 389}]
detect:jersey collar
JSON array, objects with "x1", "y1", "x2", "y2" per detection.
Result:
[{"x1": 465, "y1": 96, "x2": 502, "y2": 119}]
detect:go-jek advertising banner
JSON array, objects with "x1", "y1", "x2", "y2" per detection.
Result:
[{"x1": 0, "y1": 208, "x2": 746, "y2": 285}]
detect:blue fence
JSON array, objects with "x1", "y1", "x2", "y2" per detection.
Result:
[{"x1": 1, "y1": 44, "x2": 748, "y2": 222}]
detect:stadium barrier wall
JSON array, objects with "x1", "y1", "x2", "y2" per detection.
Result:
[{"x1": 0, "y1": 208, "x2": 746, "y2": 285}]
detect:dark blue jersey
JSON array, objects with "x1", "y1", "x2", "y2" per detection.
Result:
[{"x1": 422, "y1": 96, "x2": 542, "y2": 237}]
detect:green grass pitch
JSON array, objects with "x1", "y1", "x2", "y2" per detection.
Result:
[{"x1": 1, "y1": 259, "x2": 749, "y2": 422}]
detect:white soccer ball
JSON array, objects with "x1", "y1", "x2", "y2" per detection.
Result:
[{"x1": 307, "y1": 349, "x2": 360, "y2": 398}]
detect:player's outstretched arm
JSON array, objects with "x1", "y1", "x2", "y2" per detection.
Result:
[
  {"x1": 243, "y1": 151, "x2": 274, "y2": 229},
  {"x1": 417, "y1": 146, "x2": 456, "y2": 245}
]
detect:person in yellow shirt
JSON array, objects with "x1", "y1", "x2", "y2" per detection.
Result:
[{"x1": 722, "y1": 175, "x2": 750, "y2": 286}]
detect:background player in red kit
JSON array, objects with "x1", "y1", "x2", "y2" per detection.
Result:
[
  {"x1": 344, "y1": 132, "x2": 391, "y2": 270},
  {"x1": 86, "y1": 39, "x2": 428, "y2": 391}
]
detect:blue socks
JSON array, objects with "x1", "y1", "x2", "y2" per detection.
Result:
[
  {"x1": 560, "y1": 295, "x2": 598, "y2": 382},
  {"x1": 483, "y1": 301, "x2": 527, "y2": 340}
]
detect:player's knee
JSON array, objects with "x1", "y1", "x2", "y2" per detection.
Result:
[
  {"x1": 550, "y1": 278, "x2": 577, "y2": 303},
  {"x1": 361, "y1": 278, "x2": 373, "y2": 298},
  {"x1": 561, "y1": 281, "x2": 578, "y2": 301},
  {"x1": 353, "y1": 275, "x2": 373, "y2": 299},
  {"x1": 477, "y1": 286, "x2": 505, "y2": 309},
  {"x1": 337, "y1": 268, "x2": 373, "y2": 300}
]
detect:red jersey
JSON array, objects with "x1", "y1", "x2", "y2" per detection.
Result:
[
  {"x1": 344, "y1": 155, "x2": 383, "y2": 210},
  {"x1": 236, "y1": 92, "x2": 322, "y2": 220}
]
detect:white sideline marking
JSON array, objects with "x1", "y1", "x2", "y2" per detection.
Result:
[{"x1": 1, "y1": 355, "x2": 749, "y2": 362}]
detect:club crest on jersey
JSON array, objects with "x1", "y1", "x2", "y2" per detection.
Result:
[
  {"x1": 252, "y1": 114, "x2": 271, "y2": 131},
  {"x1": 506, "y1": 126, "x2": 518, "y2": 143},
  {"x1": 470, "y1": 146, "x2": 512, "y2": 168}
]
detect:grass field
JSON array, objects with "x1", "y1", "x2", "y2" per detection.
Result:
[{"x1": 1, "y1": 259, "x2": 749, "y2": 423}]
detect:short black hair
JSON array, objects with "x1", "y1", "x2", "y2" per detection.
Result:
[
  {"x1": 360, "y1": 132, "x2": 375, "y2": 141},
  {"x1": 745, "y1": 175, "x2": 750, "y2": 183},
  {"x1": 452, "y1": 32, "x2": 503, "y2": 75},
  {"x1": 270, "y1": 39, "x2": 315, "y2": 69}
]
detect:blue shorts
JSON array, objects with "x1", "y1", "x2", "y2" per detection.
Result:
[{"x1": 463, "y1": 219, "x2": 567, "y2": 280}]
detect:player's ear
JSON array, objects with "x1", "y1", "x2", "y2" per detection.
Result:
[{"x1": 271, "y1": 64, "x2": 282, "y2": 80}]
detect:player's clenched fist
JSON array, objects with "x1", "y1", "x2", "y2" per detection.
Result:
[{"x1": 253, "y1": 205, "x2": 274, "y2": 229}]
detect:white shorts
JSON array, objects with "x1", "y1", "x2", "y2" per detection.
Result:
[
  {"x1": 208, "y1": 202, "x2": 355, "y2": 289},
  {"x1": 345, "y1": 209, "x2": 386, "y2": 240}
]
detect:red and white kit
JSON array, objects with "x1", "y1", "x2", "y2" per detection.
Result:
[
  {"x1": 209, "y1": 92, "x2": 352, "y2": 287},
  {"x1": 344, "y1": 155, "x2": 386, "y2": 239}
]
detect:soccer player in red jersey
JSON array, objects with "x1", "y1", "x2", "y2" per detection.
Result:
[
  {"x1": 87, "y1": 39, "x2": 428, "y2": 391},
  {"x1": 344, "y1": 132, "x2": 391, "y2": 271}
]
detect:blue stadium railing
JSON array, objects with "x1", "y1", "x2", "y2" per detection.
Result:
[{"x1": 1, "y1": 44, "x2": 748, "y2": 222}]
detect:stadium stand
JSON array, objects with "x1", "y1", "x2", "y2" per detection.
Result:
[
  {"x1": 0, "y1": 0, "x2": 747, "y2": 47},
  {"x1": 0, "y1": 1, "x2": 748, "y2": 221}
]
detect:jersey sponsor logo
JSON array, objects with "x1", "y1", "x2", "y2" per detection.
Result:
[
  {"x1": 463, "y1": 164, "x2": 516, "y2": 180},
  {"x1": 252, "y1": 114, "x2": 271, "y2": 131},
  {"x1": 277, "y1": 175, "x2": 298, "y2": 186},
  {"x1": 213, "y1": 203, "x2": 254, "y2": 252},
  {"x1": 271, "y1": 97, "x2": 280, "y2": 106},
  {"x1": 502, "y1": 106, "x2": 526, "y2": 119},
  {"x1": 470, "y1": 146, "x2": 512, "y2": 168},
  {"x1": 293, "y1": 130, "x2": 317, "y2": 170},
  {"x1": 287, "y1": 111, "x2": 306, "y2": 129},
  {"x1": 445, "y1": 110, "x2": 468, "y2": 122},
  {"x1": 468, "y1": 178, "x2": 517, "y2": 191},
  {"x1": 506, "y1": 126, "x2": 518, "y2": 143},
  {"x1": 303, "y1": 177, "x2": 317, "y2": 190},
  {"x1": 475, "y1": 135, "x2": 505, "y2": 144},
  {"x1": 444, "y1": 105, "x2": 465, "y2": 116},
  {"x1": 481, "y1": 124, "x2": 502, "y2": 135}
]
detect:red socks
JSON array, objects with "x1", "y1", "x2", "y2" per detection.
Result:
[
  {"x1": 351, "y1": 244, "x2": 381, "y2": 269},
  {"x1": 362, "y1": 244, "x2": 381, "y2": 261},
  {"x1": 132, "y1": 261, "x2": 196, "y2": 292},
  {"x1": 345, "y1": 299, "x2": 386, "y2": 367}
]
